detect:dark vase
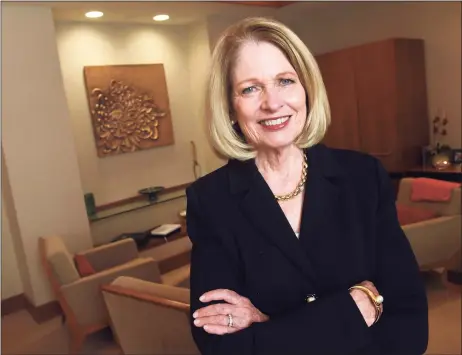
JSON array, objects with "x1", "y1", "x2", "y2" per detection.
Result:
[{"x1": 84, "y1": 193, "x2": 96, "y2": 217}]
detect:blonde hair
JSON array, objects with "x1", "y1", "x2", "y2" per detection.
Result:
[{"x1": 207, "y1": 17, "x2": 331, "y2": 161}]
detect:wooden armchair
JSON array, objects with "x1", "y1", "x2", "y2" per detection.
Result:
[
  {"x1": 39, "y1": 236, "x2": 162, "y2": 354},
  {"x1": 396, "y1": 178, "x2": 461, "y2": 270},
  {"x1": 102, "y1": 276, "x2": 198, "y2": 355}
]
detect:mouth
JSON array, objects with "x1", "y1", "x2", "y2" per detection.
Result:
[{"x1": 258, "y1": 115, "x2": 291, "y2": 127}]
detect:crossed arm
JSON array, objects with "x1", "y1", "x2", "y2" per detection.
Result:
[{"x1": 186, "y1": 160, "x2": 428, "y2": 355}]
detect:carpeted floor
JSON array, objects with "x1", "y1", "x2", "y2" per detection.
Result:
[{"x1": 1, "y1": 272, "x2": 460, "y2": 355}]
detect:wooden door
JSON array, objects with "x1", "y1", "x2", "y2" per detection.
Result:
[
  {"x1": 316, "y1": 49, "x2": 360, "y2": 151},
  {"x1": 352, "y1": 40, "x2": 398, "y2": 168}
]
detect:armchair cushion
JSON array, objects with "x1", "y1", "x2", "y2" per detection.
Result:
[
  {"x1": 77, "y1": 238, "x2": 138, "y2": 272},
  {"x1": 102, "y1": 276, "x2": 198, "y2": 355},
  {"x1": 410, "y1": 178, "x2": 461, "y2": 202},
  {"x1": 402, "y1": 215, "x2": 461, "y2": 268},
  {"x1": 112, "y1": 276, "x2": 190, "y2": 303},
  {"x1": 43, "y1": 235, "x2": 80, "y2": 285},
  {"x1": 397, "y1": 178, "x2": 461, "y2": 216},
  {"x1": 161, "y1": 264, "x2": 190, "y2": 288},
  {"x1": 396, "y1": 203, "x2": 439, "y2": 226},
  {"x1": 74, "y1": 254, "x2": 96, "y2": 277}
]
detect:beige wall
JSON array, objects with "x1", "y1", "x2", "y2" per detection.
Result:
[
  {"x1": 187, "y1": 21, "x2": 226, "y2": 174},
  {"x1": 56, "y1": 19, "x2": 228, "y2": 244},
  {"x1": 206, "y1": 9, "x2": 277, "y2": 50},
  {"x1": 280, "y1": 2, "x2": 461, "y2": 148},
  {"x1": 2, "y1": 4, "x2": 93, "y2": 306},
  {"x1": 1, "y1": 150, "x2": 33, "y2": 302},
  {"x1": 55, "y1": 21, "x2": 207, "y2": 206},
  {"x1": 1, "y1": 189, "x2": 24, "y2": 300},
  {"x1": 91, "y1": 196, "x2": 187, "y2": 245}
]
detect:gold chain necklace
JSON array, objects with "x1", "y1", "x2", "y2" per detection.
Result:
[{"x1": 274, "y1": 154, "x2": 308, "y2": 202}]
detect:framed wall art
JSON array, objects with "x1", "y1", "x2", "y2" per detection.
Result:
[{"x1": 83, "y1": 64, "x2": 174, "y2": 158}]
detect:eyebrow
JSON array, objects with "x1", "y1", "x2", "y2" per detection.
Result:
[{"x1": 234, "y1": 71, "x2": 297, "y2": 87}]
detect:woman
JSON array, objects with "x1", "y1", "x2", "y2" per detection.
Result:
[{"x1": 186, "y1": 17, "x2": 428, "y2": 355}]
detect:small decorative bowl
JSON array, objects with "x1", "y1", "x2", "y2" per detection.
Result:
[{"x1": 138, "y1": 186, "x2": 165, "y2": 202}]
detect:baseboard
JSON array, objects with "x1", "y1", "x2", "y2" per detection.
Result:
[
  {"x1": 25, "y1": 299, "x2": 62, "y2": 323},
  {"x1": 1, "y1": 293, "x2": 62, "y2": 323},
  {"x1": 1, "y1": 293, "x2": 27, "y2": 317}
]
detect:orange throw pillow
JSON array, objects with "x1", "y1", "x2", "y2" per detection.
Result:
[
  {"x1": 411, "y1": 178, "x2": 461, "y2": 202},
  {"x1": 74, "y1": 254, "x2": 96, "y2": 277},
  {"x1": 396, "y1": 203, "x2": 438, "y2": 226}
]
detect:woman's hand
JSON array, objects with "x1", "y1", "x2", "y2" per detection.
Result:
[
  {"x1": 349, "y1": 281, "x2": 381, "y2": 327},
  {"x1": 192, "y1": 289, "x2": 269, "y2": 335}
]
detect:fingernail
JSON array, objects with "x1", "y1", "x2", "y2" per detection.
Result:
[
  {"x1": 204, "y1": 325, "x2": 209, "y2": 331},
  {"x1": 194, "y1": 319, "x2": 200, "y2": 326},
  {"x1": 193, "y1": 312, "x2": 198, "y2": 318},
  {"x1": 199, "y1": 296, "x2": 205, "y2": 302}
]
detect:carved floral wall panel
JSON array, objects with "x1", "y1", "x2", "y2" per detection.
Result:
[{"x1": 83, "y1": 64, "x2": 174, "y2": 158}]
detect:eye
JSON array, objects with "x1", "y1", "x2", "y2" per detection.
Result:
[
  {"x1": 241, "y1": 86, "x2": 259, "y2": 95},
  {"x1": 279, "y1": 78, "x2": 295, "y2": 86}
]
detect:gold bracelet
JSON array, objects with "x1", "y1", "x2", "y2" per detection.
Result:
[{"x1": 349, "y1": 285, "x2": 384, "y2": 325}]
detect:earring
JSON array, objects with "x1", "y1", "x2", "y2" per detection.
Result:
[{"x1": 230, "y1": 120, "x2": 236, "y2": 125}]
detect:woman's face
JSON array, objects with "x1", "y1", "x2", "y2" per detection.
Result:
[{"x1": 231, "y1": 41, "x2": 307, "y2": 151}]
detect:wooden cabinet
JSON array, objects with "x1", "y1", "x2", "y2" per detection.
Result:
[
  {"x1": 316, "y1": 49, "x2": 361, "y2": 151},
  {"x1": 317, "y1": 38, "x2": 430, "y2": 172}
]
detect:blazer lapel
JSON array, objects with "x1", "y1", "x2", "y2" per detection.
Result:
[
  {"x1": 299, "y1": 145, "x2": 344, "y2": 250},
  {"x1": 228, "y1": 156, "x2": 317, "y2": 282},
  {"x1": 227, "y1": 144, "x2": 347, "y2": 287}
]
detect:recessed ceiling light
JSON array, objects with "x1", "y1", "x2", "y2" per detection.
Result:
[
  {"x1": 153, "y1": 14, "x2": 169, "y2": 21},
  {"x1": 85, "y1": 11, "x2": 104, "y2": 19}
]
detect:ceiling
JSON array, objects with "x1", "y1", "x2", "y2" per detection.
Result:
[
  {"x1": 40, "y1": 1, "x2": 314, "y2": 26},
  {"x1": 222, "y1": 1, "x2": 296, "y2": 7}
]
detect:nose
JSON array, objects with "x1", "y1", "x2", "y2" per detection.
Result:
[{"x1": 260, "y1": 87, "x2": 284, "y2": 112}]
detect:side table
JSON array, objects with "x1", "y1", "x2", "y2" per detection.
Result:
[
  {"x1": 446, "y1": 269, "x2": 462, "y2": 285},
  {"x1": 404, "y1": 165, "x2": 462, "y2": 183},
  {"x1": 139, "y1": 228, "x2": 188, "y2": 252}
]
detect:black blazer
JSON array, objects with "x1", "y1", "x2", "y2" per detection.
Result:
[{"x1": 186, "y1": 144, "x2": 428, "y2": 355}]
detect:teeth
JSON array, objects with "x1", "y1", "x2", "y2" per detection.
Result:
[{"x1": 261, "y1": 116, "x2": 290, "y2": 126}]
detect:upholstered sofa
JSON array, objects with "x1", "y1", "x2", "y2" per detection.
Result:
[
  {"x1": 102, "y1": 276, "x2": 197, "y2": 355},
  {"x1": 396, "y1": 178, "x2": 461, "y2": 270}
]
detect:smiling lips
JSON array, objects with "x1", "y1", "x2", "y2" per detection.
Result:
[{"x1": 258, "y1": 115, "x2": 291, "y2": 131}]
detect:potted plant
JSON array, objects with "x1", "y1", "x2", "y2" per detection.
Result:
[{"x1": 430, "y1": 112, "x2": 452, "y2": 169}]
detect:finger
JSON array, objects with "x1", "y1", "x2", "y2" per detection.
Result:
[
  {"x1": 200, "y1": 289, "x2": 245, "y2": 305},
  {"x1": 194, "y1": 314, "x2": 250, "y2": 329},
  {"x1": 203, "y1": 324, "x2": 240, "y2": 335},
  {"x1": 194, "y1": 315, "x2": 229, "y2": 328},
  {"x1": 193, "y1": 303, "x2": 238, "y2": 318}
]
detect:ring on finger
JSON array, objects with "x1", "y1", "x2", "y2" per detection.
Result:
[{"x1": 227, "y1": 314, "x2": 234, "y2": 327}]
